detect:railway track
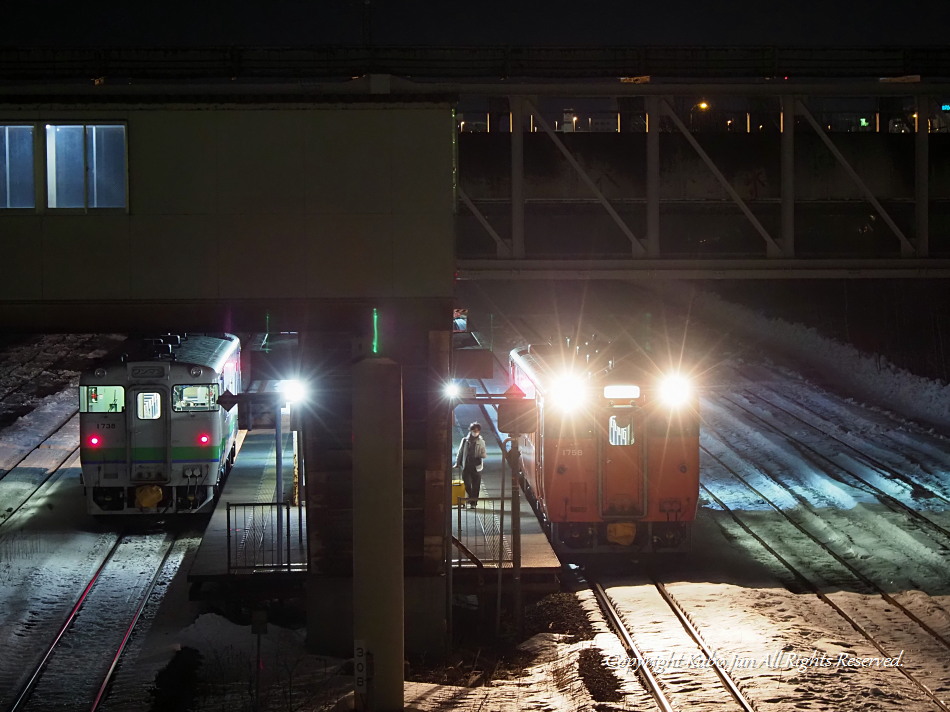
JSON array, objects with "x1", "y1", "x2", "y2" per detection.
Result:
[
  {"x1": 700, "y1": 448, "x2": 950, "y2": 712},
  {"x1": 715, "y1": 388, "x2": 950, "y2": 547},
  {"x1": 725, "y1": 362, "x2": 950, "y2": 501},
  {"x1": 0, "y1": 415, "x2": 80, "y2": 529},
  {"x1": 592, "y1": 580, "x2": 757, "y2": 712},
  {"x1": 7, "y1": 531, "x2": 178, "y2": 712}
]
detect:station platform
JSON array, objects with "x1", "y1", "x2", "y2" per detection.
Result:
[
  {"x1": 188, "y1": 418, "x2": 307, "y2": 600},
  {"x1": 188, "y1": 400, "x2": 560, "y2": 601},
  {"x1": 449, "y1": 405, "x2": 562, "y2": 596}
]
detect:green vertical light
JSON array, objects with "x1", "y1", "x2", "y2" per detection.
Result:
[{"x1": 372, "y1": 308, "x2": 380, "y2": 354}]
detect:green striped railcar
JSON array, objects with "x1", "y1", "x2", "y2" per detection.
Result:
[{"x1": 79, "y1": 334, "x2": 241, "y2": 514}]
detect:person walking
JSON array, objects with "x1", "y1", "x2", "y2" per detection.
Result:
[{"x1": 456, "y1": 422, "x2": 487, "y2": 508}]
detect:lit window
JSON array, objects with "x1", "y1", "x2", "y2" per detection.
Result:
[
  {"x1": 79, "y1": 385, "x2": 125, "y2": 413},
  {"x1": 173, "y1": 384, "x2": 219, "y2": 412},
  {"x1": 0, "y1": 125, "x2": 34, "y2": 209},
  {"x1": 137, "y1": 392, "x2": 162, "y2": 420},
  {"x1": 608, "y1": 414, "x2": 635, "y2": 446},
  {"x1": 46, "y1": 124, "x2": 126, "y2": 209}
]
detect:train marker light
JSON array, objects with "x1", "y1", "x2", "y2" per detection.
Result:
[
  {"x1": 87, "y1": 435, "x2": 102, "y2": 447},
  {"x1": 198, "y1": 433, "x2": 211, "y2": 445},
  {"x1": 658, "y1": 374, "x2": 692, "y2": 407}
]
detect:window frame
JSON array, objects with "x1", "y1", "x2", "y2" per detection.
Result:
[
  {"x1": 136, "y1": 391, "x2": 163, "y2": 421},
  {"x1": 0, "y1": 123, "x2": 37, "y2": 211},
  {"x1": 0, "y1": 121, "x2": 129, "y2": 214},
  {"x1": 172, "y1": 383, "x2": 220, "y2": 413},
  {"x1": 43, "y1": 122, "x2": 129, "y2": 213},
  {"x1": 79, "y1": 384, "x2": 126, "y2": 413}
]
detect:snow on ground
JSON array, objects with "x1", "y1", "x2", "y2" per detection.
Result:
[
  {"x1": 0, "y1": 301, "x2": 949, "y2": 710},
  {"x1": 683, "y1": 286, "x2": 950, "y2": 432}
]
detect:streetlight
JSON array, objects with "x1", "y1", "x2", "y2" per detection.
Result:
[{"x1": 690, "y1": 100, "x2": 710, "y2": 131}]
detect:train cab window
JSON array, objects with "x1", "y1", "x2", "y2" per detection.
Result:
[
  {"x1": 608, "y1": 413, "x2": 635, "y2": 446},
  {"x1": 79, "y1": 385, "x2": 125, "y2": 413},
  {"x1": 136, "y1": 392, "x2": 162, "y2": 420},
  {"x1": 172, "y1": 384, "x2": 219, "y2": 412}
]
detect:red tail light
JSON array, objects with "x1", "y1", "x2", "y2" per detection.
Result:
[
  {"x1": 87, "y1": 435, "x2": 102, "y2": 447},
  {"x1": 198, "y1": 434, "x2": 210, "y2": 445}
]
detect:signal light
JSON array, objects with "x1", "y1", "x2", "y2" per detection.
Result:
[{"x1": 198, "y1": 434, "x2": 210, "y2": 445}]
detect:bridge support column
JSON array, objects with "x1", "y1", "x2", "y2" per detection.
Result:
[
  {"x1": 781, "y1": 95, "x2": 795, "y2": 257},
  {"x1": 915, "y1": 95, "x2": 930, "y2": 257},
  {"x1": 646, "y1": 96, "x2": 660, "y2": 258},
  {"x1": 511, "y1": 96, "x2": 526, "y2": 259}
]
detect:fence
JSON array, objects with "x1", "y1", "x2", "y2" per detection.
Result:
[
  {"x1": 452, "y1": 496, "x2": 513, "y2": 569},
  {"x1": 226, "y1": 502, "x2": 308, "y2": 573}
]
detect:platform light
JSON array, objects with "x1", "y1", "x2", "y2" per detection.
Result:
[
  {"x1": 658, "y1": 374, "x2": 692, "y2": 408},
  {"x1": 276, "y1": 379, "x2": 307, "y2": 404},
  {"x1": 548, "y1": 373, "x2": 589, "y2": 412}
]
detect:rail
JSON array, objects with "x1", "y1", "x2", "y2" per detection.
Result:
[{"x1": 226, "y1": 502, "x2": 308, "y2": 573}]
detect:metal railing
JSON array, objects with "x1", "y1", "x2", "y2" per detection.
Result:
[
  {"x1": 452, "y1": 496, "x2": 513, "y2": 569},
  {"x1": 226, "y1": 502, "x2": 308, "y2": 573}
]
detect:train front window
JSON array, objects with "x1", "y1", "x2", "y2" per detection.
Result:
[
  {"x1": 608, "y1": 413, "x2": 635, "y2": 446},
  {"x1": 136, "y1": 392, "x2": 162, "y2": 420},
  {"x1": 79, "y1": 385, "x2": 125, "y2": 413},
  {"x1": 173, "y1": 384, "x2": 219, "y2": 412}
]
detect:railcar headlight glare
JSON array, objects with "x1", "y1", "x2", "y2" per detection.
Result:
[
  {"x1": 549, "y1": 373, "x2": 588, "y2": 412},
  {"x1": 658, "y1": 374, "x2": 692, "y2": 407},
  {"x1": 444, "y1": 382, "x2": 461, "y2": 399}
]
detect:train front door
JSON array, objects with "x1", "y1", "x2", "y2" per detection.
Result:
[
  {"x1": 129, "y1": 388, "x2": 168, "y2": 485},
  {"x1": 601, "y1": 408, "x2": 644, "y2": 519}
]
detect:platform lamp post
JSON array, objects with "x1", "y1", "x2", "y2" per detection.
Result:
[{"x1": 497, "y1": 385, "x2": 537, "y2": 640}]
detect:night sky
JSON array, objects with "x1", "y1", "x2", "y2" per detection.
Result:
[{"x1": 7, "y1": 0, "x2": 950, "y2": 48}]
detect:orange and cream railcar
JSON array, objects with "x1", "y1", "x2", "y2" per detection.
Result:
[{"x1": 510, "y1": 342, "x2": 700, "y2": 554}]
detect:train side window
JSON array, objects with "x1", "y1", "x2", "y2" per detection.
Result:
[
  {"x1": 136, "y1": 392, "x2": 162, "y2": 420},
  {"x1": 608, "y1": 413, "x2": 635, "y2": 446},
  {"x1": 79, "y1": 385, "x2": 125, "y2": 413},
  {"x1": 172, "y1": 384, "x2": 219, "y2": 412}
]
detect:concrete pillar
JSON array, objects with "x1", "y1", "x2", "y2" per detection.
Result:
[
  {"x1": 781, "y1": 95, "x2": 795, "y2": 258},
  {"x1": 915, "y1": 95, "x2": 929, "y2": 257},
  {"x1": 353, "y1": 358, "x2": 403, "y2": 711},
  {"x1": 645, "y1": 96, "x2": 660, "y2": 257},
  {"x1": 511, "y1": 96, "x2": 525, "y2": 259}
]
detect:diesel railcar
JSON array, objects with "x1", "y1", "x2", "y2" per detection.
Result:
[
  {"x1": 510, "y1": 340, "x2": 700, "y2": 554},
  {"x1": 79, "y1": 333, "x2": 242, "y2": 515}
]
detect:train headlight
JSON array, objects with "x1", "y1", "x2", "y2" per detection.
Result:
[
  {"x1": 658, "y1": 374, "x2": 692, "y2": 408},
  {"x1": 548, "y1": 373, "x2": 589, "y2": 412},
  {"x1": 444, "y1": 382, "x2": 461, "y2": 399}
]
